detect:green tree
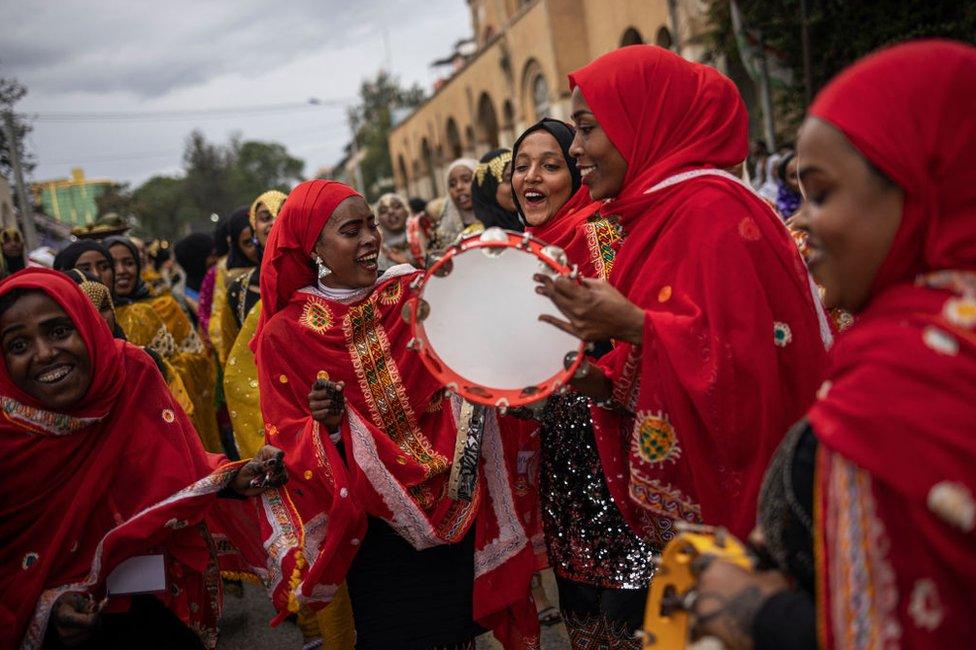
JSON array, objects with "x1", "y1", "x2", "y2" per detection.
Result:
[
  {"x1": 0, "y1": 74, "x2": 34, "y2": 183},
  {"x1": 705, "y1": 0, "x2": 976, "y2": 134},
  {"x1": 348, "y1": 71, "x2": 426, "y2": 201},
  {"x1": 128, "y1": 175, "x2": 194, "y2": 239},
  {"x1": 227, "y1": 137, "x2": 304, "y2": 203},
  {"x1": 181, "y1": 129, "x2": 234, "y2": 221}
]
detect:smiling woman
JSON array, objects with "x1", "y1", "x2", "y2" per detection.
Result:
[
  {"x1": 0, "y1": 268, "x2": 287, "y2": 650},
  {"x1": 250, "y1": 179, "x2": 539, "y2": 649}
]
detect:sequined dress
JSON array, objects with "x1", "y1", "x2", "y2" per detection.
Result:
[{"x1": 539, "y1": 393, "x2": 656, "y2": 589}]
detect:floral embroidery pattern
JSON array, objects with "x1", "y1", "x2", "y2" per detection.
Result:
[
  {"x1": 631, "y1": 410, "x2": 681, "y2": 467},
  {"x1": 908, "y1": 579, "x2": 944, "y2": 631},
  {"x1": 942, "y1": 296, "x2": 976, "y2": 329},
  {"x1": 738, "y1": 217, "x2": 761, "y2": 241},
  {"x1": 1, "y1": 396, "x2": 102, "y2": 436},
  {"x1": 926, "y1": 481, "x2": 975, "y2": 532},
  {"x1": 773, "y1": 321, "x2": 793, "y2": 347},
  {"x1": 583, "y1": 214, "x2": 622, "y2": 280},
  {"x1": 298, "y1": 296, "x2": 334, "y2": 334},
  {"x1": 374, "y1": 279, "x2": 404, "y2": 306},
  {"x1": 628, "y1": 471, "x2": 701, "y2": 545}
]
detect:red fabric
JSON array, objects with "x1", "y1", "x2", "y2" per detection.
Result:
[
  {"x1": 569, "y1": 45, "x2": 828, "y2": 542},
  {"x1": 806, "y1": 40, "x2": 976, "y2": 648},
  {"x1": 252, "y1": 179, "x2": 360, "y2": 351},
  {"x1": 253, "y1": 182, "x2": 539, "y2": 647},
  {"x1": 0, "y1": 269, "x2": 269, "y2": 650},
  {"x1": 526, "y1": 188, "x2": 604, "y2": 276}
]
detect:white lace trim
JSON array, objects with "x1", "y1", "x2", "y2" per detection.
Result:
[{"x1": 300, "y1": 264, "x2": 416, "y2": 305}]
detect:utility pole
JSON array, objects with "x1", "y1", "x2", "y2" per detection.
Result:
[
  {"x1": 799, "y1": 0, "x2": 814, "y2": 107},
  {"x1": 755, "y1": 32, "x2": 777, "y2": 152},
  {"x1": 3, "y1": 111, "x2": 39, "y2": 251}
]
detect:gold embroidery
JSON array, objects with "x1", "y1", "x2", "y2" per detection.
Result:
[
  {"x1": 298, "y1": 296, "x2": 334, "y2": 334},
  {"x1": 375, "y1": 280, "x2": 403, "y2": 306},
  {"x1": 583, "y1": 214, "x2": 622, "y2": 280},
  {"x1": 343, "y1": 301, "x2": 448, "y2": 475}
]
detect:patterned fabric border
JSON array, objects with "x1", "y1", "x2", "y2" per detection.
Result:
[
  {"x1": 22, "y1": 463, "x2": 245, "y2": 650},
  {"x1": 823, "y1": 450, "x2": 901, "y2": 649},
  {"x1": 343, "y1": 300, "x2": 447, "y2": 475},
  {"x1": 582, "y1": 214, "x2": 622, "y2": 281},
  {"x1": 2, "y1": 396, "x2": 103, "y2": 437}
]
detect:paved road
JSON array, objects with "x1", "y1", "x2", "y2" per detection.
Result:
[{"x1": 217, "y1": 573, "x2": 720, "y2": 649}]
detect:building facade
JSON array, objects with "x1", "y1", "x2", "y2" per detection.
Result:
[
  {"x1": 388, "y1": 0, "x2": 739, "y2": 199},
  {"x1": 30, "y1": 167, "x2": 114, "y2": 227}
]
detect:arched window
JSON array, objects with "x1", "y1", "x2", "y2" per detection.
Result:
[
  {"x1": 531, "y1": 74, "x2": 550, "y2": 120},
  {"x1": 476, "y1": 93, "x2": 500, "y2": 149},
  {"x1": 421, "y1": 138, "x2": 437, "y2": 196},
  {"x1": 621, "y1": 27, "x2": 645, "y2": 47},
  {"x1": 655, "y1": 26, "x2": 673, "y2": 49},
  {"x1": 445, "y1": 118, "x2": 463, "y2": 160},
  {"x1": 397, "y1": 155, "x2": 409, "y2": 190}
]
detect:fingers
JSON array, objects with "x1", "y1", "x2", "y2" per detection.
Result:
[{"x1": 538, "y1": 314, "x2": 582, "y2": 339}]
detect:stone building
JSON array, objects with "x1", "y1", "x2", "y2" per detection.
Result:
[{"x1": 388, "y1": 0, "x2": 739, "y2": 199}]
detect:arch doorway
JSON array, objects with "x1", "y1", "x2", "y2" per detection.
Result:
[
  {"x1": 620, "y1": 27, "x2": 645, "y2": 47},
  {"x1": 476, "y1": 92, "x2": 500, "y2": 150}
]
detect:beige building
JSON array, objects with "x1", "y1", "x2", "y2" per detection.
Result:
[{"x1": 388, "y1": 0, "x2": 737, "y2": 199}]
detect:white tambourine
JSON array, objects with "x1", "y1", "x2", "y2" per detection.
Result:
[{"x1": 403, "y1": 227, "x2": 584, "y2": 408}]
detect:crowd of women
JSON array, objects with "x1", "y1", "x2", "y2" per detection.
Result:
[{"x1": 1, "y1": 38, "x2": 973, "y2": 650}]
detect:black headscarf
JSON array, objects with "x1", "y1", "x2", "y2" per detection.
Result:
[
  {"x1": 472, "y1": 148, "x2": 523, "y2": 232},
  {"x1": 103, "y1": 236, "x2": 151, "y2": 305},
  {"x1": 225, "y1": 206, "x2": 255, "y2": 270},
  {"x1": 213, "y1": 217, "x2": 231, "y2": 258},
  {"x1": 510, "y1": 118, "x2": 582, "y2": 221},
  {"x1": 173, "y1": 233, "x2": 214, "y2": 293},
  {"x1": 53, "y1": 241, "x2": 114, "y2": 276}
]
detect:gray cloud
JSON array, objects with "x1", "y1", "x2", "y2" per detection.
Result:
[{"x1": 0, "y1": 0, "x2": 471, "y2": 185}]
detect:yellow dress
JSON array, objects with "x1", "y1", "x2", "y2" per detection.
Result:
[
  {"x1": 113, "y1": 302, "x2": 195, "y2": 418},
  {"x1": 117, "y1": 294, "x2": 221, "y2": 452},
  {"x1": 208, "y1": 261, "x2": 252, "y2": 366},
  {"x1": 222, "y1": 302, "x2": 264, "y2": 458}
]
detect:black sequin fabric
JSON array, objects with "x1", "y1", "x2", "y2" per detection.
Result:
[{"x1": 539, "y1": 393, "x2": 656, "y2": 589}]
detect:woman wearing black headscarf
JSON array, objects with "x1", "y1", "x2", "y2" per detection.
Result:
[
  {"x1": 511, "y1": 118, "x2": 652, "y2": 647},
  {"x1": 173, "y1": 232, "x2": 215, "y2": 312},
  {"x1": 209, "y1": 207, "x2": 256, "y2": 365},
  {"x1": 472, "y1": 148, "x2": 523, "y2": 231},
  {"x1": 53, "y1": 241, "x2": 116, "y2": 290}
]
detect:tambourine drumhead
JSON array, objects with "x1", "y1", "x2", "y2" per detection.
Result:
[{"x1": 410, "y1": 229, "x2": 583, "y2": 407}]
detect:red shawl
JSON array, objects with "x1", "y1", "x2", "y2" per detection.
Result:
[
  {"x1": 569, "y1": 45, "x2": 829, "y2": 542},
  {"x1": 253, "y1": 180, "x2": 539, "y2": 647},
  {"x1": 0, "y1": 269, "x2": 269, "y2": 650},
  {"x1": 527, "y1": 188, "x2": 611, "y2": 280},
  {"x1": 807, "y1": 40, "x2": 976, "y2": 649}
]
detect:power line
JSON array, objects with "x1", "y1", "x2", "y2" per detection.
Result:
[{"x1": 21, "y1": 98, "x2": 356, "y2": 123}]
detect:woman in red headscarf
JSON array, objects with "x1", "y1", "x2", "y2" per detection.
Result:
[
  {"x1": 252, "y1": 180, "x2": 539, "y2": 649},
  {"x1": 0, "y1": 269, "x2": 285, "y2": 650},
  {"x1": 534, "y1": 45, "x2": 829, "y2": 545},
  {"x1": 691, "y1": 40, "x2": 976, "y2": 650}
]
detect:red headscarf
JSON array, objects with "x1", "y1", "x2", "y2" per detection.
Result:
[
  {"x1": 0, "y1": 269, "x2": 268, "y2": 650},
  {"x1": 252, "y1": 183, "x2": 539, "y2": 646},
  {"x1": 806, "y1": 40, "x2": 976, "y2": 649},
  {"x1": 569, "y1": 45, "x2": 829, "y2": 542},
  {"x1": 253, "y1": 179, "x2": 360, "y2": 350}
]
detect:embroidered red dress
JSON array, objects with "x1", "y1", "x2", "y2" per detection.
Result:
[
  {"x1": 569, "y1": 45, "x2": 830, "y2": 543},
  {"x1": 806, "y1": 40, "x2": 976, "y2": 649},
  {"x1": 0, "y1": 269, "x2": 269, "y2": 650},
  {"x1": 253, "y1": 180, "x2": 539, "y2": 648}
]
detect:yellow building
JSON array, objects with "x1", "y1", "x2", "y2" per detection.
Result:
[{"x1": 388, "y1": 0, "x2": 737, "y2": 199}]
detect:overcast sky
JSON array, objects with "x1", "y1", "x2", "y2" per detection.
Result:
[{"x1": 0, "y1": 0, "x2": 471, "y2": 187}]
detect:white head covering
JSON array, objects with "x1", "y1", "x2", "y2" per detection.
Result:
[{"x1": 436, "y1": 158, "x2": 479, "y2": 249}]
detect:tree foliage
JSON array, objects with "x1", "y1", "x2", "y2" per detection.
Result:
[
  {"x1": 348, "y1": 71, "x2": 425, "y2": 201},
  {"x1": 105, "y1": 130, "x2": 304, "y2": 239},
  {"x1": 705, "y1": 0, "x2": 976, "y2": 134},
  {"x1": 0, "y1": 74, "x2": 34, "y2": 183}
]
